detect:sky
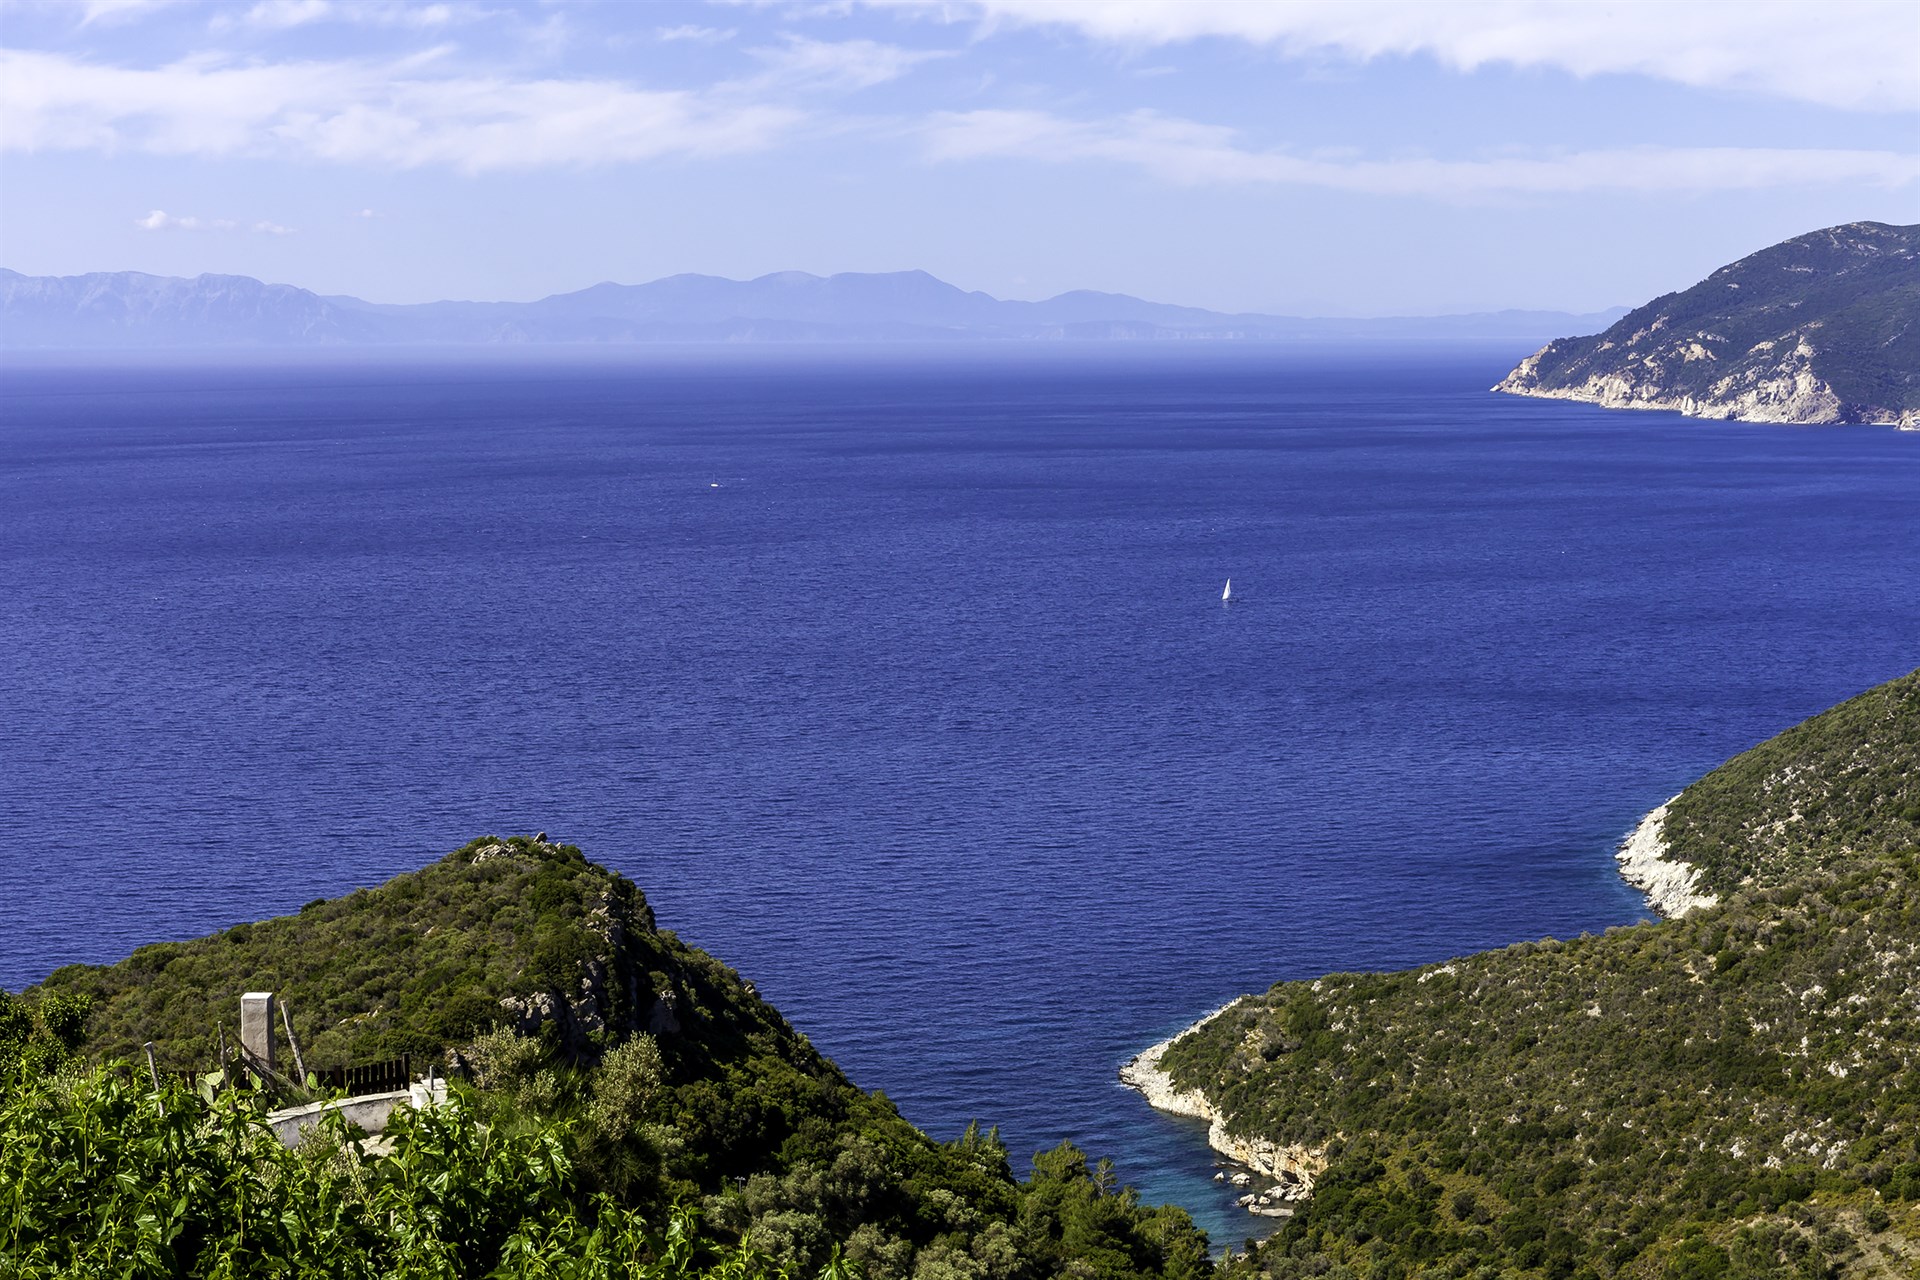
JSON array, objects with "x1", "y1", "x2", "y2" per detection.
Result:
[{"x1": 1, "y1": 0, "x2": 1917, "y2": 315}]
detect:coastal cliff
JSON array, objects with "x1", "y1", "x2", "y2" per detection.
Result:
[
  {"x1": 1126, "y1": 669, "x2": 1920, "y2": 1275},
  {"x1": 1494, "y1": 221, "x2": 1919, "y2": 428},
  {"x1": 1614, "y1": 798, "x2": 1718, "y2": 919},
  {"x1": 1120, "y1": 1006, "x2": 1325, "y2": 1216}
]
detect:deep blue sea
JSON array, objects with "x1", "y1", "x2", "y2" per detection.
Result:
[{"x1": 2, "y1": 344, "x2": 1916, "y2": 1246}]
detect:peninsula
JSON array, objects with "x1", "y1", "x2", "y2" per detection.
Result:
[
  {"x1": 1126, "y1": 669, "x2": 1920, "y2": 1275},
  {"x1": 1495, "y1": 221, "x2": 1920, "y2": 428}
]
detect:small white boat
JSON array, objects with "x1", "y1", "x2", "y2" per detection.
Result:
[{"x1": 1222, "y1": 579, "x2": 1232, "y2": 603}]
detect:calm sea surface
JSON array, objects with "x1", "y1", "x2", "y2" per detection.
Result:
[{"x1": 2, "y1": 346, "x2": 1916, "y2": 1244}]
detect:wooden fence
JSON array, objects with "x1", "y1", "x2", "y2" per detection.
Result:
[
  {"x1": 135, "y1": 1054, "x2": 414, "y2": 1099},
  {"x1": 312, "y1": 1054, "x2": 412, "y2": 1098}
]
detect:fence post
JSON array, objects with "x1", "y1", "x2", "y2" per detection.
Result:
[{"x1": 279, "y1": 1001, "x2": 309, "y2": 1085}]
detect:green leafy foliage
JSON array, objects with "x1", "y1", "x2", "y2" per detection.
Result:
[
  {"x1": 0, "y1": 990, "x2": 93, "y2": 1081},
  {"x1": 0, "y1": 1063, "x2": 791, "y2": 1279}
]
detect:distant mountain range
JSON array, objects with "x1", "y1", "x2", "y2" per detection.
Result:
[
  {"x1": 0, "y1": 266, "x2": 1627, "y2": 348},
  {"x1": 1496, "y1": 221, "x2": 1919, "y2": 427}
]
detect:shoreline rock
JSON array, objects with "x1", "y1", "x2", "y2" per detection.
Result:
[
  {"x1": 1616, "y1": 798, "x2": 1718, "y2": 919},
  {"x1": 1492, "y1": 368, "x2": 1920, "y2": 430},
  {"x1": 1120, "y1": 1003, "x2": 1326, "y2": 1216}
]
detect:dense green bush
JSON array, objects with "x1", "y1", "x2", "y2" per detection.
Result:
[
  {"x1": 0, "y1": 990, "x2": 92, "y2": 1082},
  {"x1": 0, "y1": 1063, "x2": 792, "y2": 1279}
]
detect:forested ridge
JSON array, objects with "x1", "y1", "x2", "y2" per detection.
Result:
[
  {"x1": 4, "y1": 838, "x2": 1210, "y2": 1280},
  {"x1": 1160, "y1": 669, "x2": 1920, "y2": 1278}
]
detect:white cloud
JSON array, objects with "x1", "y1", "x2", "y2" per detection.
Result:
[
  {"x1": 136, "y1": 208, "x2": 293, "y2": 232},
  {"x1": 870, "y1": 0, "x2": 1920, "y2": 112},
  {"x1": 208, "y1": 0, "x2": 467, "y2": 33},
  {"x1": 658, "y1": 24, "x2": 738, "y2": 44},
  {"x1": 77, "y1": 0, "x2": 180, "y2": 25},
  {"x1": 233, "y1": 0, "x2": 331, "y2": 30},
  {"x1": 745, "y1": 35, "x2": 953, "y2": 92},
  {"x1": 1, "y1": 49, "x2": 804, "y2": 171},
  {"x1": 923, "y1": 107, "x2": 1920, "y2": 197}
]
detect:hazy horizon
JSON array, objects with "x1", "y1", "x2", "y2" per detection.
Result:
[
  {"x1": 1, "y1": 259, "x2": 1647, "y2": 322},
  {"x1": 3, "y1": 1, "x2": 1916, "y2": 316}
]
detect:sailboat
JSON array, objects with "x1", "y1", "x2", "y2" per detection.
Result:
[{"x1": 1221, "y1": 579, "x2": 1232, "y2": 604}]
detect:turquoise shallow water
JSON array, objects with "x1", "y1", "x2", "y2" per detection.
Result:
[{"x1": 2, "y1": 345, "x2": 1916, "y2": 1245}]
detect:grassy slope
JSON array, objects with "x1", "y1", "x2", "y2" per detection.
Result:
[{"x1": 1160, "y1": 669, "x2": 1920, "y2": 1278}]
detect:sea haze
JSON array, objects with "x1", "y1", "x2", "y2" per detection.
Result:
[{"x1": 2, "y1": 346, "x2": 1916, "y2": 1245}]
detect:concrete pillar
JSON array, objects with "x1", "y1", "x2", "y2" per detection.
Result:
[{"x1": 240, "y1": 992, "x2": 276, "y2": 1076}]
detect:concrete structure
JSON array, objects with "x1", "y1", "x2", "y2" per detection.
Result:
[
  {"x1": 267, "y1": 1076, "x2": 449, "y2": 1150},
  {"x1": 239, "y1": 992, "x2": 275, "y2": 1077}
]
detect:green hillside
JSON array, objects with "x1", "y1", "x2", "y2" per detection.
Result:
[
  {"x1": 1661, "y1": 671, "x2": 1920, "y2": 896},
  {"x1": 1154, "y1": 669, "x2": 1920, "y2": 1279},
  {"x1": 8, "y1": 837, "x2": 1211, "y2": 1280}
]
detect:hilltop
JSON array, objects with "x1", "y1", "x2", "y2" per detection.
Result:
[
  {"x1": 0, "y1": 265, "x2": 1624, "y2": 347},
  {"x1": 1495, "y1": 222, "x2": 1920, "y2": 427},
  {"x1": 13, "y1": 836, "x2": 1212, "y2": 1280},
  {"x1": 1137, "y1": 668, "x2": 1920, "y2": 1277}
]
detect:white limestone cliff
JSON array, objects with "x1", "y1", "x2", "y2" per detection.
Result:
[
  {"x1": 1616, "y1": 798, "x2": 1718, "y2": 919},
  {"x1": 1120, "y1": 1003, "x2": 1326, "y2": 1216}
]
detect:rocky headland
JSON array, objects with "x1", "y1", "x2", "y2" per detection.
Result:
[
  {"x1": 1120, "y1": 1004, "x2": 1325, "y2": 1218},
  {"x1": 1495, "y1": 221, "x2": 1919, "y2": 428},
  {"x1": 1614, "y1": 797, "x2": 1719, "y2": 919}
]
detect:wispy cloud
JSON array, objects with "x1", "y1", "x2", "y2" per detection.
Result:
[
  {"x1": 137, "y1": 209, "x2": 229, "y2": 230},
  {"x1": 745, "y1": 35, "x2": 953, "y2": 92},
  {"x1": 923, "y1": 107, "x2": 1920, "y2": 197},
  {"x1": 76, "y1": 0, "x2": 180, "y2": 26},
  {"x1": 136, "y1": 208, "x2": 293, "y2": 232},
  {"x1": 872, "y1": 0, "x2": 1920, "y2": 112},
  {"x1": 1, "y1": 49, "x2": 804, "y2": 171},
  {"x1": 658, "y1": 24, "x2": 738, "y2": 44},
  {"x1": 226, "y1": 0, "x2": 331, "y2": 30},
  {"x1": 208, "y1": 0, "x2": 464, "y2": 33}
]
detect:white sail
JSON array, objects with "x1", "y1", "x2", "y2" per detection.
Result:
[{"x1": 1222, "y1": 579, "x2": 1232, "y2": 602}]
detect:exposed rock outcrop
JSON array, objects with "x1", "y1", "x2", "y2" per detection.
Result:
[
  {"x1": 1616, "y1": 799, "x2": 1719, "y2": 919},
  {"x1": 1496, "y1": 222, "x2": 1919, "y2": 428},
  {"x1": 1121, "y1": 1004, "x2": 1326, "y2": 1215}
]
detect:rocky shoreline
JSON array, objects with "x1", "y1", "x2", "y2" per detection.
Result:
[
  {"x1": 1120, "y1": 798, "x2": 1722, "y2": 1220},
  {"x1": 1119, "y1": 1004, "x2": 1324, "y2": 1219},
  {"x1": 1615, "y1": 798, "x2": 1718, "y2": 919},
  {"x1": 1494, "y1": 353, "x2": 1920, "y2": 430}
]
